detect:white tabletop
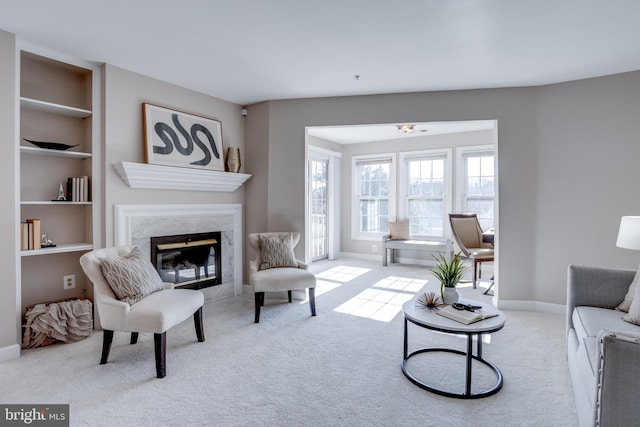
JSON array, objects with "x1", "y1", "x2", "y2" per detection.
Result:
[{"x1": 403, "y1": 297, "x2": 506, "y2": 334}]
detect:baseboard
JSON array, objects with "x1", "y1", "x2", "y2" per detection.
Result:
[
  {"x1": 0, "y1": 343, "x2": 20, "y2": 362},
  {"x1": 339, "y1": 252, "x2": 380, "y2": 261},
  {"x1": 497, "y1": 299, "x2": 565, "y2": 316}
]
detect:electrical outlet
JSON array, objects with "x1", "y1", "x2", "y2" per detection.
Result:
[
  {"x1": 372, "y1": 244, "x2": 378, "y2": 253},
  {"x1": 63, "y1": 274, "x2": 76, "y2": 290}
]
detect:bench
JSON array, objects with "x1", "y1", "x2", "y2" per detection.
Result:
[{"x1": 382, "y1": 235, "x2": 453, "y2": 266}]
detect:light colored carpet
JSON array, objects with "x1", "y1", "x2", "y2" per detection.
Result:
[{"x1": 0, "y1": 257, "x2": 578, "y2": 426}]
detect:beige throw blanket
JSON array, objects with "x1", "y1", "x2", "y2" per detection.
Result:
[{"x1": 23, "y1": 299, "x2": 93, "y2": 348}]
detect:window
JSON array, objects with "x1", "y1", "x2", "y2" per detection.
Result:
[
  {"x1": 399, "y1": 150, "x2": 452, "y2": 239},
  {"x1": 352, "y1": 154, "x2": 395, "y2": 239},
  {"x1": 459, "y1": 147, "x2": 495, "y2": 231}
]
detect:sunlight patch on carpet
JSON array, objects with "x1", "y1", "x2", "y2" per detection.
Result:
[
  {"x1": 373, "y1": 276, "x2": 427, "y2": 292},
  {"x1": 316, "y1": 266, "x2": 370, "y2": 283},
  {"x1": 334, "y1": 275, "x2": 422, "y2": 322},
  {"x1": 313, "y1": 266, "x2": 371, "y2": 297}
]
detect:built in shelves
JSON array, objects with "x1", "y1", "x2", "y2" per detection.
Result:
[
  {"x1": 115, "y1": 161, "x2": 251, "y2": 192},
  {"x1": 20, "y1": 146, "x2": 92, "y2": 159},
  {"x1": 20, "y1": 243, "x2": 93, "y2": 257},
  {"x1": 20, "y1": 97, "x2": 92, "y2": 118}
]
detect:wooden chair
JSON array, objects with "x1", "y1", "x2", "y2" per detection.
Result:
[{"x1": 449, "y1": 214, "x2": 494, "y2": 289}]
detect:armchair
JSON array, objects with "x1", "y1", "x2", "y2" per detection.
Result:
[
  {"x1": 247, "y1": 232, "x2": 316, "y2": 323},
  {"x1": 79, "y1": 245, "x2": 205, "y2": 378},
  {"x1": 449, "y1": 213, "x2": 494, "y2": 288}
]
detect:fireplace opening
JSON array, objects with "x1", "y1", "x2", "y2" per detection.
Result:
[{"x1": 150, "y1": 231, "x2": 222, "y2": 290}]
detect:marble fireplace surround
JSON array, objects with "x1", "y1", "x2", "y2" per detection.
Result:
[{"x1": 114, "y1": 204, "x2": 243, "y2": 300}]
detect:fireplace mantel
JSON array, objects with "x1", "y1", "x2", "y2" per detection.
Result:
[{"x1": 114, "y1": 161, "x2": 251, "y2": 192}]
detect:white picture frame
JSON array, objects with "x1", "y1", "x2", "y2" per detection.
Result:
[{"x1": 143, "y1": 103, "x2": 224, "y2": 171}]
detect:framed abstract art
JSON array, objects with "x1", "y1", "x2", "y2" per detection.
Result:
[{"x1": 143, "y1": 103, "x2": 224, "y2": 171}]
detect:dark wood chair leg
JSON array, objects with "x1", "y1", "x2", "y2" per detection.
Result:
[
  {"x1": 194, "y1": 307, "x2": 205, "y2": 342},
  {"x1": 154, "y1": 332, "x2": 167, "y2": 379},
  {"x1": 288, "y1": 290, "x2": 292, "y2": 303},
  {"x1": 130, "y1": 332, "x2": 139, "y2": 344},
  {"x1": 309, "y1": 287, "x2": 316, "y2": 316},
  {"x1": 100, "y1": 330, "x2": 114, "y2": 365},
  {"x1": 254, "y1": 292, "x2": 264, "y2": 323}
]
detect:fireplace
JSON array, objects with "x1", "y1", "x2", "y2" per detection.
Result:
[
  {"x1": 151, "y1": 232, "x2": 222, "y2": 290},
  {"x1": 115, "y1": 203, "x2": 243, "y2": 299}
]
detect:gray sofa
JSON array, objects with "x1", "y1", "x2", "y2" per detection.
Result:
[{"x1": 567, "y1": 265, "x2": 640, "y2": 427}]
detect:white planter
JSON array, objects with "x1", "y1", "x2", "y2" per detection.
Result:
[{"x1": 442, "y1": 287, "x2": 459, "y2": 305}]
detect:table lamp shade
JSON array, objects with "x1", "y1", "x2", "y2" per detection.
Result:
[{"x1": 616, "y1": 216, "x2": 640, "y2": 250}]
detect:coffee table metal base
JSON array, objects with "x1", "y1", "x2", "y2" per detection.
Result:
[{"x1": 402, "y1": 346, "x2": 503, "y2": 399}]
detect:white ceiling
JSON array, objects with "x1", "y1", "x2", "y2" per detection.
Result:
[
  {"x1": 1, "y1": 1, "x2": 640, "y2": 106},
  {"x1": 307, "y1": 120, "x2": 495, "y2": 144}
]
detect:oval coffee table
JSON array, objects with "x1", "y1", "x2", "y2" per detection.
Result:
[{"x1": 402, "y1": 298, "x2": 506, "y2": 399}]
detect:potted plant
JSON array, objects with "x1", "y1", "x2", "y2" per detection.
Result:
[{"x1": 432, "y1": 252, "x2": 467, "y2": 304}]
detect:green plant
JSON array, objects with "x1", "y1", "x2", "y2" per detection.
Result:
[{"x1": 432, "y1": 252, "x2": 467, "y2": 295}]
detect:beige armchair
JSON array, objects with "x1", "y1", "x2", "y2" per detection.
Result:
[
  {"x1": 247, "y1": 232, "x2": 316, "y2": 323},
  {"x1": 449, "y1": 214, "x2": 494, "y2": 289},
  {"x1": 79, "y1": 245, "x2": 205, "y2": 378}
]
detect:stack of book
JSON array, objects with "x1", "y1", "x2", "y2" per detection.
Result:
[
  {"x1": 20, "y1": 219, "x2": 41, "y2": 250},
  {"x1": 67, "y1": 176, "x2": 90, "y2": 202}
]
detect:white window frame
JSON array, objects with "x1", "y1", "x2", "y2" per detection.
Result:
[
  {"x1": 306, "y1": 145, "x2": 341, "y2": 261},
  {"x1": 398, "y1": 149, "x2": 452, "y2": 241},
  {"x1": 455, "y1": 144, "x2": 495, "y2": 230},
  {"x1": 351, "y1": 153, "x2": 396, "y2": 241}
]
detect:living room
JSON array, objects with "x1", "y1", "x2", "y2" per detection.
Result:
[{"x1": 1, "y1": 2, "x2": 640, "y2": 426}]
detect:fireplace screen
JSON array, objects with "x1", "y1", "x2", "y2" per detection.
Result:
[{"x1": 150, "y1": 232, "x2": 222, "y2": 289}]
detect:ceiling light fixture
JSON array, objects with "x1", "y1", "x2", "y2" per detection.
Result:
[{"x1": 397, "y1": 124, "x2": 415, "y2": 134}]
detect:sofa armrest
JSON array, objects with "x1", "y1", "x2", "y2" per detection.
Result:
[
  {"x1": 597, "y1": 329, "x2": 640, "y2": 427},
  {"x1": 296, "y1": 260, "x2": 309, "y2": 270},
  {"x1": 566, "y1": 265, "x2": 635, "y2": 332}
]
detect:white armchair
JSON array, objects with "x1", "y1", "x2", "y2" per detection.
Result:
[
  {"x1": 79, "y1": 245, "x2": 205, "y2": 378},
  {"x1": 248, "y1": 232, "x2": 316, "y2": 323}
]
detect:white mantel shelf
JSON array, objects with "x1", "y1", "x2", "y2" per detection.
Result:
[{"x1": 115, "y1": 161, "x2": 251, "y2": 192}]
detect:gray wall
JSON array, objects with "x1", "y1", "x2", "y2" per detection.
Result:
[
  {"x1": 0, "y1": 30, "x2": 18, "y2": 354},
  {"x1": 534, "y1": 72, "x2": 640, "y2": 304},
  {"x1": 244, "y1": 75, "x2": 640, "y2": 307},
  {"x1": 102, "y1": 65, "x2": 246, "y2": 246}
]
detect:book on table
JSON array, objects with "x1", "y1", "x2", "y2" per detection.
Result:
[{"x1": 436, "y1": 305, "x2": 498, "y2": 325}]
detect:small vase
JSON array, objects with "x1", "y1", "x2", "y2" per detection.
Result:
[
  {"x1": 442, "y1": 287, "x2": 459, "y2": 305},
  {"x1": 226, "y1": 147, "x2": 241, "y2": 173}
]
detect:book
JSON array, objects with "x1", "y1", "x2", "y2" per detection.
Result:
[
  {"x1": 66, "y1": 176, "x2": 91, "y2": 202},
  {"x1": 20, "y1": 222, "x2": 29, "y2": 250},
  {"x1": 26, "y1": 219, "x2": 41, "y2": 250},
  {"x1": 436, "y1": 305, "x2": 499, "y2": 325}
]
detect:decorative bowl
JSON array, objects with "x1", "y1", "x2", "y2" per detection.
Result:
[{"x1": 24, "y1": 138, "x2": 78, "y2": 151}]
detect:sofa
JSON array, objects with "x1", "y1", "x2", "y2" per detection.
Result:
[{"x1": 566, "y1": 264, "x2": 640, "y2": 427}]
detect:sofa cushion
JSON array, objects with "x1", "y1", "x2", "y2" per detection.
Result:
[
  {"x1": 616, "y1": 264, "x2": 640, "y2": 312},
  {"x1": 572, "y1": 306, "x2": 640, "y2": 342}
]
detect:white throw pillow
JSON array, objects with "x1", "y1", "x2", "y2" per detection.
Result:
[
  {"x1": 616, "y1": 264, "x2": 640, "y2": 312},
  {"x1": 99, "y1": 246, "x2": 165, "y2": 305},
  {"x1": 388, "y1": 220, "x2": 411, "y2": 240},
  {"x1": 258, "y1": 234, "x2": 298, "y2": 270}
]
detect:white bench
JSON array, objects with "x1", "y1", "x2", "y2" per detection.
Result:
[{"x1": 382, "y1": 235, "x2": 453, "y2": 266}]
